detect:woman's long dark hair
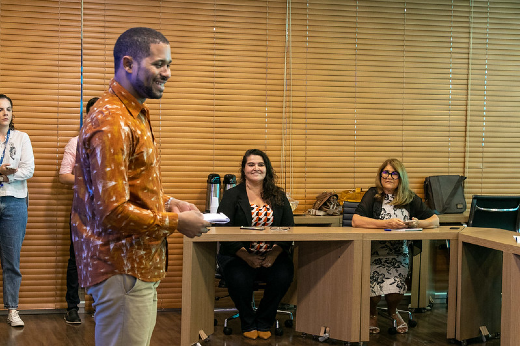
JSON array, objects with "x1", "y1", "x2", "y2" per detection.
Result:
[
  {"x1": 240, "y1": 149, "x2": 284, "y2": 206},
  {"x1": 0, "y1": 94, "x2": 15, "y2": 130}
]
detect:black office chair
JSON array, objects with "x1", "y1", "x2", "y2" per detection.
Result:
[
  {"x1": 342, "y1": 201, "x2": 418, "y2": 334},
  {"x1": 214, "y1": 254, "x2": 294, "y2": 336},
  {"x1": 467, "y1": 195, "x2": 520, "y2": 232},
  {"x1": 464, "y1": 195, "x2": 520, "y2": 344},
  {"x1": 342, "y1": 201, "x2": 358, "y2": 226}
]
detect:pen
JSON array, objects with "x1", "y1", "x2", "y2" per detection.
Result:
[
  {"x1": 384, "y1": 229, "x2": 392, "y2": 231},
  {"x1": 240, "y1": 226, "x2": 265, "y2": 231}
]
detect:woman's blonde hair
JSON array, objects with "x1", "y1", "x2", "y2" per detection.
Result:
[{"x1": 374, "y1": 158, "x2": 414, "y2": 207}]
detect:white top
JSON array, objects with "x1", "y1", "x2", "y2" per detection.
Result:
[
  {"x1": 59, "y1": 136, "x2": 78, "y2": 175},
  {"x1": 0, "y1": 129, "x2": 35, "y2": 198}
]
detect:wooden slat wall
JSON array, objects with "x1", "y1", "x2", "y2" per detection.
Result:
[
  {"x1": 0, "y1": 0, "x2": 518, "y2": 309},
  {"x1": 0, "y1": 0, "x2": 81, "y2": 309}
]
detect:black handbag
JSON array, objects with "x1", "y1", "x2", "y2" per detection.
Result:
[{"x1": 424, "y1": 175, "x2": 467, "y2": 214}]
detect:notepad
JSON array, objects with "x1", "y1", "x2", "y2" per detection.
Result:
[
  {"x1": 390, "y1": 228, "x2": 423, "y2": 232},
  {"x1": 203, "y1": 212, "x2": 230, "y2": 224}
]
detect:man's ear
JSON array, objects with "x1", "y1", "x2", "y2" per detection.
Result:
[{"x1": 122, "y1": 56, "x2": 134, "y2": 73}]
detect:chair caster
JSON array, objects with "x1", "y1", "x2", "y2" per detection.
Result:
[
  {"x1": 409, "y1": 319, "x2": 418, "y2": 328},
  {"x1": 223, "y1": 326, "x2": 232, "y2": 335},
  {"x1": 284, "y1": 319, "x2": 293, "y2": 328},
  {"x1": 275, "y1": 327, "x2": 284, "y2": 336},
  {"x1": 318, "y1": 330, "x2": 330, "y2": 342},
  {"x1": 412, "y1": 307, "x2": 428, "y2": 313}
]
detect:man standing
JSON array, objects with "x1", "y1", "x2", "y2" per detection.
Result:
[
  {"x1": 59, "y1": 96, "x2": 99, "y2": 324},
  {"x1": 71, "y1": 27, "x2": 210, "y2": 346}
]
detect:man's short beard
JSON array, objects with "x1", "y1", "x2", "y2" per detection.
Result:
[{"x1": 134, "y1": 78, "x2": 163, "y2": 100}]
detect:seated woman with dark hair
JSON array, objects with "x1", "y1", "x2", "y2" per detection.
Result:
[
  {"x1": 217, "y1": 149, "x2": 294, "y2": 340},
  {"x1": 352, "y1": 158, "x2": 439, "y2": 335}
]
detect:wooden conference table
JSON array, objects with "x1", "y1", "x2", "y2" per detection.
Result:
[
  {"x1": 181, "y1": 226, "x2": 460, "y2": 345},
  {"x1": 457, "y1": 227, "x2": 520, "y2": 345}
]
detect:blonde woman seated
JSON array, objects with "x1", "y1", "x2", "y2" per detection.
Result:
[{"x1": 352, "y1": 158, "x2": 439, "y2": 334}]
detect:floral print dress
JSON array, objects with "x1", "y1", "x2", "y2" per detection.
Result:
[{"x1": 370, "y1": 194, "x2": 411, "y2": 296}]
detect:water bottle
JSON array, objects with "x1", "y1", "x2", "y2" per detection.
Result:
[
  {"x1": 222, "y1": 174, "x2": 237, "y2": 196},
  {"x1": 205, "y1": 173, "x2": 221, "y2": 213}
]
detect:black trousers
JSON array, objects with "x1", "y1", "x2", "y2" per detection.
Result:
[
  {"x1": 219, "y1": 251, "x2": 294, "y2": 332},
  {"x1": 66, "y1": 220, "x2": 80, "y2": 311}
]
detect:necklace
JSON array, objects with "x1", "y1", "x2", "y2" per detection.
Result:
[{"x1": 0, "y1": 129, "x2": 11, "y2": 187}]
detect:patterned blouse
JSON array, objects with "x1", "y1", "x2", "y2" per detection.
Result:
[
  {"x1": 248, "y1": 204, "x2": 273, "y2": 254},
  {"x1": 380, "y1": 194, "x2": 410, "y2": 222},
  {"x1": 370, "y1": 194, "x2": 411, "y2": 295}
]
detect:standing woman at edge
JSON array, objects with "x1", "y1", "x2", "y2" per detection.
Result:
[
  {"x1": 217, "y1": 149, "x2": 294, "y2": 340},
  {"x1": 0, "y1": 94, "x2": 35, "y2": 327}
]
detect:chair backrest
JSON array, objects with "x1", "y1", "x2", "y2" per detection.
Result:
[
  {"x1": 467, "y1": 195, "x2": 520, "y2": 232},
  {"x1": 342, "y1": 201, "x2": 359, "y2": 227}
]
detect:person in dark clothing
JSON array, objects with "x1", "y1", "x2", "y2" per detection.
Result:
[
  {"x1": 217, "y1": 149, "x2": 294, "y2": 340},
  {"x1": 58, "y1": 97, "x2": 99, "y2": 324}
]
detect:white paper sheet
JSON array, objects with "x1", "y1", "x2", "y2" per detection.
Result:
[{"x1": 203, "y1": 212, "x2": 230, "y2": 224}]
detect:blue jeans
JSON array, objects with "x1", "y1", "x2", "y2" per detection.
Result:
[{"x1": 0, "y1": 196, "x2": 27, "y2": 309}]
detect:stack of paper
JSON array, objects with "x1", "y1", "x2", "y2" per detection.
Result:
[{"x1": 203, "y1": 212, "x2": 230, "y2": 224}]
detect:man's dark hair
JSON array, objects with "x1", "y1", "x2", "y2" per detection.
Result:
[
  {"x1": 86, "y1": 97, "x2": 100, "y2": 114},
  {"x1": 113, "y1": 27, "x2": 170, "y2": 73}
]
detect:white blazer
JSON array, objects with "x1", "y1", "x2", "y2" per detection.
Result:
[{"x1": 0, "y1": 129, "x2": 34, "y2": 198}]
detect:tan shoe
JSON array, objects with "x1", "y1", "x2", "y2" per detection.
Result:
[
  {"x1": 257, "y1": 330, "x2": 272, "y2": 339},
  {"x1": 243, "y1": 330, "x2": 258, "y2": 339}
]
